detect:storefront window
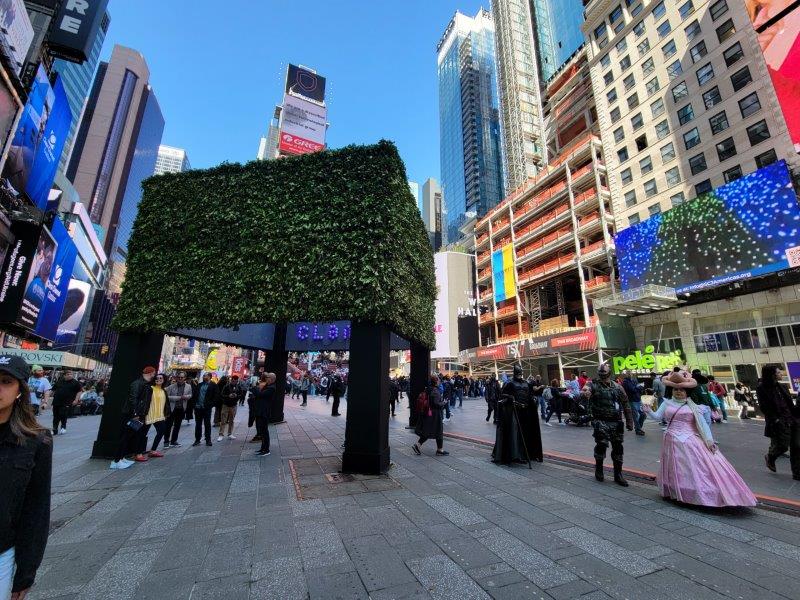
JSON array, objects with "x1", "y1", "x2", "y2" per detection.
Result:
[
  {"x1": 765, "y1": 326, "x2": 793, "y2": 347},
  {"x1": 725, "y1": 331, "x2": 741, "y2": 350}
]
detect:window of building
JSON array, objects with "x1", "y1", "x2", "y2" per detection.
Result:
[
  {"x1": 618, "y1": 146, "x2": 629, "y2": 162},
  {"x1": 665, "y1": 166, "x2": 681, "y2": 186},
  {"x1": 630, "y1": 2, "x2": 643, "y2": 17},
  {"x1": 634, "y1": 20, "x2": 646, "y2": 38},
  {"x1": 614, "y1": 127, "x2": 625, "y2": 144},
  {"x1": 689, "y1": 153, "x2": 708, "y2": 174},
  {"x1": 666, "y1": 60, "x2": 683, "y2": 80},
  {"x1": 610, "y1": 106, "x2": 621, "y2": 122},
  {"x1": 696, "y1": 63, "x2": 715, "y2": 86},
  {"x1": 604, "y1": 71, "x2": 614, "y2": 86},
  {"x1": 653, "y1": 1, "x2": 666, "y2": 20},
  {"x1": 690, "y1": 41, "x2": 707, "y2": 63},
  {"x1": 710, "y1": 0, "x2": 729, "y2": 20},
  {"x1": 662, "y1": 39, "x2": 677, "y2": 59},
  {"x1": 644, "y1": 178, "x2": 658, "y2": 197},
  {"x1": 685, "y1": 20, "x2": 702, "y2": 41},
  {"x1": 616, "y1": 36, "x2": 628, "y2": 53},
  {"x1": 671, "y1": 191, "x2": 685, "y2": 206},
  {"x1": 723, "y1": 42, "x2": 744, "y2": 67},
  {"x1": 672, "y1": 81, "x2": 689, "y2": 102},
  {"x1": 600, "y1": 53, "x2": 612, "y2": 68},
  {"x1": 631, "y1": 113, "x2": 644, "y2": 130},
  {"x1": 598, "y1": 36, "x2": 609, "y2": 49},
  {"x1": 716, "y1": 137, "x2": 736, "y2": 161},
  {"x1": 642, "y1": 57, "x2": 655, "y2": 76},
  {"x1": 738, "y1": 92, "x2": 761, "y2": 118},
  {"x1": 648, "y1": 203, "x2": 662, "y2": 216},
  {"x1": 723, "y1": 165, "x2": 743, "y2": 182},
  {"x1": 716, "y1": 19, "x2": 735, "y2": 43},
  {"x1": 645, "y1": 77, "x2": 660, "y2": 96},
  {"x1": 638, "y1": 38, "x2": 651, "y2": 56},
  {"x1": 746, "y1": 120, "x2": 770, "y2": 145},
  {"x1": 625, "y1": 190, "x2": 637, "y2": 207},
  {"x1": 594, "y1": 22, "x2": 608, "y2": 40},
  {"x1": 661, "y1": 141, "x2": 676, "y2": 161},
  {"x1": 621, "y1": 168, "x2": 633, "y2": 185},
  {"x1": 623, "y1": 73, "x2": 636, "y2": 90},
  {"x1": 695, "y1": 179, "x2": 712, "y2": 195},
  {"x1": 679, "y1": 0, "x2": 695, "y2": 19},
  {"x1": 684, "y1": 127, "x2": 701, "y2": 149},
  {"x1": 610, "y1": 4, "x2": 624, "y2": 25},
  {"x1": 709, "y1": 111, "x2": 729, "y2": 134},
  {"x1": 657, "y1": 20, "x2": 672, "y2": 39},
  {"x1": 620, "y1": 55, "x2": 632, "y2": 71},
  {"x1": 702, "y1": 86, "x2": 722, "y2": 108},
  {"x1": 640, "y1": 155, "x2": 653, "y2": 174},
  {"x1": 607, "y1": 88, "x2": 618, "y2": 103},
  {"x1": 730, "y1": 66, "x2": 752, "y2": 91},
  {"x1": 629, "y1": 213, "x2": 641, "y2": 226},
  {"x1": 656, "y1": 119, "x2": 671, "y2": 140},
  {"x1": 755, "y1": 148, "x2": 778, "y2": 168},
  {"x1": 627, "y1": 92, "x2": 640, "y2": 109},
  {"x1": 765, "y1": 326, "x2": 795, "y2": 348},
  {"x1": 677, "y1": 103, "x2": 695, "y2": 125},
  {"x1": 651, "y1": 98, "x2": 665, "y2": 118}
]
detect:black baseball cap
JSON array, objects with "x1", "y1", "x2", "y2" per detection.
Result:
[{"x1": 0, "y1": 355, "x2": 31, "y2": 381}]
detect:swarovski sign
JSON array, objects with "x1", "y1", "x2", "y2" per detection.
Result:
[{"x1": 47, "y1": 0, "x2": 109, "y2": 64}]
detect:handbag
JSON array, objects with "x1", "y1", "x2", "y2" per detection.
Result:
[{"x1": 126, "y1": 418, "x2": 143, "y2": 432}]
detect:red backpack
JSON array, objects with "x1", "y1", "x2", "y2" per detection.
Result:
[{"x1": 416, "y1": 390, "x2": 430, "y2": 416}]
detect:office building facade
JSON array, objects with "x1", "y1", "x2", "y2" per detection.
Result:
[
  {"x1": 154, "y1": 145, "x2": 191, "y2": 175},
  {"x1": 437, "y1": 9, "x2": 505, "y2": 246},
  {"x1": 583, "y1": 0, "x2": 799, "y2": 229},
  {"x1": 531, "y1": 0, "x2": 586, "y2": 82},
  {"x1": 421, "y1": 178, "x2": 444, "y2": 252}
]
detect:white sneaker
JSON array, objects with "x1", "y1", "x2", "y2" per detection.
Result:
[
  {"x1": 217, "y1": 435, "x2": 224, "y2": 442},
  {"x1": 110, "y1": 460, "x2": 120, "y2": 470},
  {"x1": 59, "y1": 428, "x2": 66, "y2": 434},
  {"x1": 120, "y1": 458, "x2": 135, "y2": 466},
  {"x1": 228, "y1": 435, "x2": 236, "y2": 440},
  {"x1": 545, "y1": 422, "x2": 553, "y2": 427},
  {"x1": 118, "y1": 459, "x2": 133, "y2": 469},
  {"x1": 722, "y1": 419, "x2": 728, "y2": 423}
]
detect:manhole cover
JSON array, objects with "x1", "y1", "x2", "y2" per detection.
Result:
[{"x1": 325, "y1": 473, "x2": 355, "y2": 484}]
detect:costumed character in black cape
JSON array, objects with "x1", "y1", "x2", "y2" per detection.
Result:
[{"x1": 492, "y1": 365, "x2": 544, "y2": 465}]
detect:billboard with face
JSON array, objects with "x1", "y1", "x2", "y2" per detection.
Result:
[
  {"x1": 615, "y1": 161, "x2": 800, "y2": 293},
  {"x1": 33, "y1": 218, "x2": 78, "y2": 341}
]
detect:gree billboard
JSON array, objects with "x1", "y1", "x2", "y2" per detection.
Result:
[{"x1": 278, "y1": 93, "x2": 327, "y2": 156}]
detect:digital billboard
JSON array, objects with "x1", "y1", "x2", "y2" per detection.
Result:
[
  {"x1": 55, "y1": 278, "x2": 91, "y2": 345},
  {"x1": 278, "y1": 93, "x2": 327, "y2": 155},
  {"x1": 746, "y1": 0, "x2": 800, "y2": 150},
  {"x1": 615, "y1": 161, "x2": 800, "y2": 293},
  {"x1": 285, "y1": 64, "x2": 326, "y2": 103},
  {"x1": 17, "y1": 225, "x2": 56, "y2": 330},
  {"x1": 0, "y1": 0, "x2": 34, "y2": 73},
  {"x1": 34, "y1": 218, "x2": 78, "y2": 341}
]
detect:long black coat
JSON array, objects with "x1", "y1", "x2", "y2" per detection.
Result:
[
  {"x1": 414, "y1": 386, "x2": 445, "y2": 439},
  {"x1": 492, "y1": 378, "x2": 543, "y2": 464},
  {"x1": 250, "y1": 384, "x2": 275, "y2": 419}
]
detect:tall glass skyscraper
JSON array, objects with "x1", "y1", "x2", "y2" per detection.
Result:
[
  {"x1": 437, "y1": 9, "x2": 504, "y2": 245},
  {"x1": 531, "y1": 0, "x2": 585, "y2": 82}
]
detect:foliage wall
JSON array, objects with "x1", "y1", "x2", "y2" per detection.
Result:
[{"x1": 112, "y1": 141, "x2": 436, "y2": 348}]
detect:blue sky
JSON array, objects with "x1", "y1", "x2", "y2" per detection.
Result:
[{"x1": 101, "y1": 0, "x2": 485, "y2": 185}]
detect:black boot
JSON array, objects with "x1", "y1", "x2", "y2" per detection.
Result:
[
  {"x1": 595, "y1": 459, "x2": 604, "y2": 482},
  {"x1": 613, "y1": 461, "x2": 629, "y2": 487}
]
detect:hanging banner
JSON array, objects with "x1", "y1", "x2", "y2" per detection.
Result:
[{"x1": 491, "y1": 243, "x2": 517, "y2": 303}]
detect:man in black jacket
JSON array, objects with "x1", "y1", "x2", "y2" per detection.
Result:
[
  {"x1": 485, "y1": 373, "x2": 500, "y2": 423},
  {"x1": 111, "y1": 366, "x2": 156, "y2": 469},
  {"x1": 331, "y1": 374, "x2": 343, "y2": 416},
  {"x1": 192, "y1": 373, "x2": 218, "y2": 447}
]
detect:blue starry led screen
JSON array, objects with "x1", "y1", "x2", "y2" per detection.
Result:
[{"x1": 615, "y1": 161, "x2": 800, "y2": 294}]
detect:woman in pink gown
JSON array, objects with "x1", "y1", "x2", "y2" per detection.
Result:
[{"x1": 644, "y1": 371, "x2": 757, "y2": 507}]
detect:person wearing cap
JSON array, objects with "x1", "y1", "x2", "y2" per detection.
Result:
[
  {"x1": 0, "y1": 355, "x2": 53, "y2": 599},
  {"x1": 27, "y1": 365, "x2": 51, "y2": 417},
  {"x1": 110, "y1": 366, "x2": 156, "y2": 469}
]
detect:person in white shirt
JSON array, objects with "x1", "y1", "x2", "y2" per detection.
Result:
[{"x1": 27, "y1": 365, "x2": 51, "y2": 416}]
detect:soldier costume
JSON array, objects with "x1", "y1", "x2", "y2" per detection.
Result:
[
  {"x1": 582, "y1": 363, "x2": 634, "y2": 486},
  {"x1": 492, "y1": 365, "x2": 544, "y2": 465}
]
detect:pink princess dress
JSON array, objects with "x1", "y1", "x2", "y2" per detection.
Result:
[{"x1": 646, "y1": 399, "x2": 757, "y2": 507}]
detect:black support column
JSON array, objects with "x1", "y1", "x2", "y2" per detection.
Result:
[
  {"x1": 92, "y1": 331, "x2": 164, "y2": 458},
  {"x1": 408, "y1": 340, "x2": 430, "y2": 429},
  {"x1": 342, "y1": 321, "x2": 390, "y2": 474},
  {"x1": 266, "y1": 323, "x2": 288, "y2": 423}
]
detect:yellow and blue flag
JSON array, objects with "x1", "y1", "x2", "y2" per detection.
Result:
[{"x1": 491, "y1": 244, "x2": 517, "y2": 303}]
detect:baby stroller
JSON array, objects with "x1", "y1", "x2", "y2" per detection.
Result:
[{"x1": 565, "y1": 395, "x2": 591, "y2": 427}]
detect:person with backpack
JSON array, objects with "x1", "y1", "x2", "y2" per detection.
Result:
[
  {"x1": 689, "y1": 369, "x2": 714, "y2": 427},
  {"x1": 412, "y1": 375, "x2": 449, "y2": 456}
]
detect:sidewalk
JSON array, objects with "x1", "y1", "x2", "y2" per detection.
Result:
[
  {"x1": 437, "y1": 397, "x2": 800, "y2": 502},
  {"x1": 30, "y1": 396, "x2": 800, "y2": 600}
]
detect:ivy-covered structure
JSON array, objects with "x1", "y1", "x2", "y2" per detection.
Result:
[{"x1": 93, "y1": 141, "x2": 436, "y2": 473}]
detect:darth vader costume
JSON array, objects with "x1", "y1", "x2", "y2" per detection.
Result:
[{"x1": 492, "y1": 365, "x2": 544, "y2": 465}]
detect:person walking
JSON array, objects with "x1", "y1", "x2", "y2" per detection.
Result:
[
  {"x1": 485, "y1": 373, "x2": 500, "y2": 423},
  {"x1": 184, "y1": 377, "x2": 197, "y2": 425},
  {"x1": 0, "y1": 355, "x2": 52, "y2": 600},
  {"x1": 412, "y1": 375, "x2": 449, "y2": 456},
  {"x1": 192, "y1": 373, "x2": 217, "y2": 446},
  {"x1": 621, "y1": 371, "x2": 646, "y2": 436},
  {"x1": 331, "y1": 373, "x2": 343, "y2": 416},
  {"x1": 643, "y1": 370, "x2": 756, "y2": 506},
  {"x1": 531, "y1": 374, "x2": 547, "y2": 419},
  {"x1": 27, "y1": 365, "x2": 50, "y2": 417},
  {"x1": 111, "y1": 366, "x2": 156, "y2": 469},
  {"x1": 734, "y1": 383, "x2": 751, "y2": 419},
  {"x1": 707, "y1": 376, "x2": 728, "y2": 423},
  {"x1": 388, "y1": 378, "x2": 400, "y2": 417},
  {"x1": 544, "y1": 379, "x2": 569, "y2": 426},
  {"x1": 250, "y1": 373, "x2": 275, "y2": 456},
  {"x1": 50, "y1": 370, "x2": 82, "y2": 436},
  {"x1": 758, "y1": 365, "x2": 800, "y2": 481},
  {"x1": 145, "y1": 374, "x2": 170, "y2": 458},
  {"x1": 213, "y1": 375, "x2": 228, "y2": 427},
  {"x1": 165, "y1": 372, "x2": 192, "y2": 448},
  {"x1": 299, "y1": 373, "x2": 310, "y2": 406},
  {"x1": 219, "y1": 375, "x2": 241, "y2": 440}
]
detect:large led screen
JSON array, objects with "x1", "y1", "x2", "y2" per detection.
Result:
[{"x1": 616, "y1": 161, "x2": 800, "y2": 293}]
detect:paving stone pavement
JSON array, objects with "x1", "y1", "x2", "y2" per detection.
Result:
[{"x1": 30, "y1": 395, "x2": 800, "y2": 599}]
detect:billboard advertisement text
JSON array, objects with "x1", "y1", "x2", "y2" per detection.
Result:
[
  {"x1": 615, "y1": 161, "x2": 800, "y2": 293},
  {"x1": 278, "y1": 93, "x2": 327, "y2": 156},
  {"x1": 0, "y1": 0, "x2": 34, "y2": 73},
  {"x1": 0, "y1": 220, "x2": 40, "y2": 324},
  {"x1": 34, "y1": 218, "x2": 78, "y2": 341},
  {"x1": 285, "y1": 64, "x2": 326, "y2": 103},
  {"x1": 47, "y1": 0, "x2": 110, "y2": 63},
  {"x1": 17, "y1": 225, "x2": 56, "y2": 330}
]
